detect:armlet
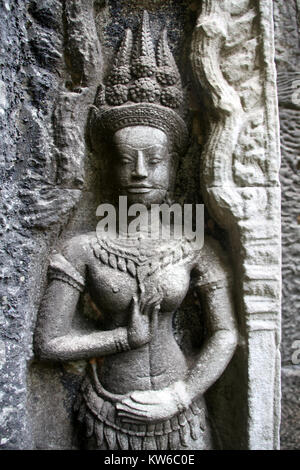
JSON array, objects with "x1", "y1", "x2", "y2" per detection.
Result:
[{"x1": 48, "y1": 253, "x2": 85, "y2": 292}]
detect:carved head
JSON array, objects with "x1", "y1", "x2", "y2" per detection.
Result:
[{"x1": 89, "y1": 11, "x2": 188, "y2": 203}]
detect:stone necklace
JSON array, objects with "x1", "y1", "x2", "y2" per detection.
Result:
[{"x1": 91, "y1": 230, "x2": 196, "y2": 291}]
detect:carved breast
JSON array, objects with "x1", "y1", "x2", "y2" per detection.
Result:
[
  {"x1": 87, "y1": 258, "x2": 191, "y2": 325},
  {"x1": 83, "y1": 234, "x2": 196, "y2": 326}
]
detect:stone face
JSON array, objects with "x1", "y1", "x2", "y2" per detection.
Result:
[
  {"x1": 0, "y1": 0, "x2": 281, "y2": 450},
  {"x1": 273, "y1": 0, "x2": 300, "y2": 450}
]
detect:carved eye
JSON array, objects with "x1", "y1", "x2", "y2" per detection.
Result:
[
  {"x1": 120, "y1": 156, "x2": 133, "y2": 165},
  {"x1": 148, "y1": 158, "x2": 162, "y2": 165}
]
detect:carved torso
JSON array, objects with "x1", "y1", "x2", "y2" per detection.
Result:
[
  {"x1": 90, "y1": 235, "x2": 192, "y2": 394},
  {"x1": 50, "y1": 232, "x2": 229, "y2": 397},
  {"x1": 45, "y1": 231, "x2": 231, "y2": 449}
]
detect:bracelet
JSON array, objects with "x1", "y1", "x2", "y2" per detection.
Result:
[{"x1": 114, "y1": 329, "x2": 130, "y2": 353}]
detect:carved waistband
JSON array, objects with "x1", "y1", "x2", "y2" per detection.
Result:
[{"x1": 74, "y1": 364, "x2": 207, "y2": 449}]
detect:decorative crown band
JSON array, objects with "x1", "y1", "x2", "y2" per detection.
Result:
[{"x1": 90, "y1": 103, "x2": 188, "y2": 153}]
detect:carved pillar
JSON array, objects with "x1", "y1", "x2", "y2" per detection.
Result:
[
  {"x1": 190, "y1": 0, "x2": 281, "y2": 449},
  {"x1": 273, "y1": 0, "x2": 300, "y2": 449}
]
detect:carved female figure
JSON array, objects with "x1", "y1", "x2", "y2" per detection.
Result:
[{"x1": 35, "y1": 12, "x2": 238, "y2": 450}]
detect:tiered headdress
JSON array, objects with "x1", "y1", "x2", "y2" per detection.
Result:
[{"x1": 89, "y1": 11, "x2": 188, "y2": 153}]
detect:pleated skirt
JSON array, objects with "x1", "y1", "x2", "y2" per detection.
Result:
[{"x1": 74, "y1": 371, "x2": 212, "y2": 450}]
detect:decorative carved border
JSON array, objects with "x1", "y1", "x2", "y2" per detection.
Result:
[{"x1": 191, "y1": 0, "x2": 281, "y2": 449}]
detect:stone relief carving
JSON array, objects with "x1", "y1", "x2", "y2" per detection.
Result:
[
  {"x1": 2, "y1": 0, "x2": 276, "y2": 451},
  {"x1": 0, "y1": 0, "x2": 281, "y2": 452},
  {"x1": 190, "y1": 0, "x2": 281, "y2": 449},
  {"x1": 34, "y1": 11, "x2": 238, "y2": 450}
]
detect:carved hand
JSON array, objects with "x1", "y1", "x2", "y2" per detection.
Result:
[
  {"x1": 116, "y1": 381, "x2": 191, "y2": 424},
  {"x1": 127, "y1": 291, "x2": 162, "y2": 349}
]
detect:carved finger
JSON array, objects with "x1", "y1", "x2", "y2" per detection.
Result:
[
  {"x1": 139, "y1": 287, "x2": 161, "y2": 313},
  {"x1": 139, "y1": 293, "x2": 157, "y2": 315},
  {"x1": 118, "y1": 398, "x2": 150, "y2": 411},
  {"x1": 151, "y1": 305, "x2": 159, "y2": 334},
  {"x1": 131, "y1": 295, "x2": 139, "y2": 309},
  {"x1": 130, "y1": 295, "x2": 139, "y2": 314},
  {"x1": 157, "y1": 286, "x2": 164, "y2": 296},
  {"x1": 117, "y1": 407, "x2": 148, "y2": 419},
  {"x1": 138, "y1": 290, "x2": 148, "y2": 311},
  {"x1": 139, "y1": 283, "x2": 145, "y2": 294},
  {"x1": 130, "y1": 295, "x2": 141, "y2": 322},
  {"x1": 146, "y1": 298, "x2": 161, "y2": 319},
  {"x1": 149, "y1": 292, "x2": 163, "y2": 308},
  {"x1": 142, "y1": 294, "x2": 162, "y2": 316},
  {"x1": 130, "y1": 391, "x2": 161, "y2": 405}
]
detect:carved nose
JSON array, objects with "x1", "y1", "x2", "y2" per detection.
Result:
[{"x1": 133, "y1": 151, "x2": 148, "y2": 179}]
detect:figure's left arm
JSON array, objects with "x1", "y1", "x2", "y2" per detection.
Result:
[
  {"x1": 178, "y1": 237, "x2": 238, "y2": 403},
  {"x1": 183, "y1": 274, "x2": 238, "y2": 400}
]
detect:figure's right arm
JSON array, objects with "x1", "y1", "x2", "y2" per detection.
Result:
[
  {"x1": 35, "y1": 280, "x2": 131, "y2": 361},
  {"x1": 34, "y1": 237, "x2": 161, "y2": 362},
  {"x1": 34, "y1": 240, "x2": 130, "y2": 362}
]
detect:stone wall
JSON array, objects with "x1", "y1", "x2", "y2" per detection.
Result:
[
  {"x1": 0, "y1": 0, "x2": 101, "y2": 449},
  {"x1": 273, "y1": 0, "x2": 300, "y2": 450}
]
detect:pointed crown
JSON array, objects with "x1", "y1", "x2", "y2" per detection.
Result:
[{"x1": 89, "y1": 11, "x2": 188, "y2": 154}]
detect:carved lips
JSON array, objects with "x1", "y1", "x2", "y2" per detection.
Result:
[{"x1": 124, "y1": 184, "x2": 153, "y2": 193}]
